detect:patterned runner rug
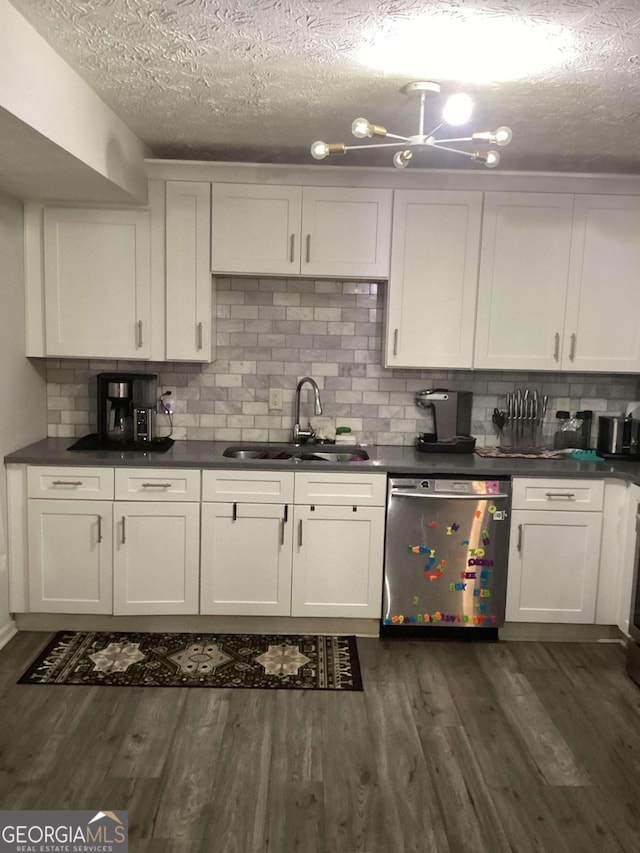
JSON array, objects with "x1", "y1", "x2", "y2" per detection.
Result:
[{"x1": 18, "y1": 631, "x2": 363, "y2": 691}]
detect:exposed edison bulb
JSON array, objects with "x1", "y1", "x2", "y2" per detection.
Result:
[
  {"x1": 352, "y1": 117, "x2": 372, "y2": 138},
  {"x1": 472, "y1": 126, "x2": 513, "y2": 146},
  {"x1": 393, "y1": 149, "x2": 413, "y2": 169},
  {"x1": 472, "y1": 150, "x2": 501, "y2": 168},
  {"x1": 311, "y1": 141, "x2": 346, "y2": 160},
  {"x1": 442, "y1": 92, "x2": 473, "y2": 126},
  {"x1": 311, "y1": 141, "x2": 330, "y2": 160}
]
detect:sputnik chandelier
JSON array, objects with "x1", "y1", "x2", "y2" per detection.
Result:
[{"x1": 311, "y1": 81, "x2": 512, "y2": 169}]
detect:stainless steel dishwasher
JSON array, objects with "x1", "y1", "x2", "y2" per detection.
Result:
[{"x1": 382, "y1": 475, "x2": 512, "y2": 638}]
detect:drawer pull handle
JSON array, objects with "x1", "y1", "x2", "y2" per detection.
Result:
[
  {"x1": 97, "y1": 515, "x2": 103, "y2": 544},
  {"x1": 517, "y1": 523, "x2": 523, "y2": 552},
  {"x1": 51, "y1": 480, "x2": 83, "y2": 486},
  {"x1": 122, "y1": 516, "x2": 127, "y2": 545},
  {"x1": 545, "y1": 492, "x2": 576, "y2": 500},
  {"x1": 141, "y1": 482, "x2": 173, "y2": 488}
]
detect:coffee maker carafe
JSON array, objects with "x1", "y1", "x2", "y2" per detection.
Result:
[
  {"x1": 105, "y1": 380, "x2": 134, "y2": 443},
  {"x1": 414, "y1": 388, "x2": 476, "y2": 453}
]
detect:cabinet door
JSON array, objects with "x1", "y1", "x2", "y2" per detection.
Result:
[
  {"x1": 113, "y1": 502, "x2": 200, "y2": 615},
  {"x1": 43, "y1": 208, "x2": 150, "y2": 358},
  {"x1": 200, "y1": 502, "x2": 292, "y2": 615},
  {"x1": 384, "y1": 190, "x2": 482, "y2": 368},
  {"x1": 28, "y1": 499, "x2": 113, "y2": 613},
  {"x1": 301, "y1": 187, "x2": 391, "y2": 278},
  {"x1": 474, "y1": 193, "x2": 574, "y2": 370},
  {"x1": 211, "y1": 184, "x2": 302, "y2": 275},
  {"x1": 166, "y1": 181, "x2": 212, "y2": 362},
  {"x1": 291, "y1": 505, "x2": 384, "y2": 618},
  {"x1": 564, "y1": 195, "x2": 640, "y2": 372},
  {"x1": 506, "y1": 509, "x2": 602, "y2": 623}
]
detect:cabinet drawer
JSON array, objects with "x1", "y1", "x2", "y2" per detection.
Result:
[
  {"x1": 294, "y1": 472, "x2": 386, "y2": 506},
  {"x1": 512, "y1": 478, "x2": 604, "y2": 512},
  {"x1": 114, "y1": 468, "x2": 201, "y2": 501},
  {"x1": 202, "y1": 470, "x2": 294, "y2": 503},
  {"x1": 27, "y1": 466, "x2": 114, "y2": 500}
]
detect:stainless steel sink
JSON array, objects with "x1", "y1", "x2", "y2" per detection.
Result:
[
  {"x1": 222, "y1": 445, "x2": 369, "y2": 462},
  {"x1": 223, "y1": 446, "x2": 294, "y2": 460},
  {"x1": 296, "y1": 449, "x2": 369, "y2": 462}
]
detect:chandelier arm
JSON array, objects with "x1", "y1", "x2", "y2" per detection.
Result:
[
  {"x1": 433, "y1": 136, "x2": 474, "y2": 144},
  {"x1": 343, "y1": 141, "x2": 411, "y2": 151},
  {"x1": 424, "y1": 121, "x2": 444, "y2": 138},
  {"x1": 429, "y1": 142, "x2": 479, "y2": 158},
  {"x1": 384, "y1": 132, "x2": 412, "y2": 142}
]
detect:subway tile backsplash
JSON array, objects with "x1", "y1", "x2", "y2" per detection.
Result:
[{"x1": 45, "y1": 278, "x2": 640, "y2": 447}]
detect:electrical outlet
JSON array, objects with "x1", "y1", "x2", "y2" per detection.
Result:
[{"x1": 269, "y1": 389, "x2": 283, "y2": 410}]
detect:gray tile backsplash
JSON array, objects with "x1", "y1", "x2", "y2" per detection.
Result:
[{"x1": 45, "y1": 278, "x2": 640, "y2": 447}]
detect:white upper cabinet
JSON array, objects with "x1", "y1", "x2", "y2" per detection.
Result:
[
  {"x1": 564, "y1": 195, "x2": 640, "y2": 372},
  {"x1": 211, "y1": 183, "x2": 391, "y2": 278},
  {"x1": 299, "y1": 187, "x2": 391, "y2": 278},
  {"x1": 384, "y1": 190, "x2": 483, "y2": 369},
  {"x1": 165, "y1": 181, "x2": 212, "y2": 362},
  {"x1": 474, "y1": 193, "x2": 574, "y2": 370},
  {"x1": 43, "y1": 207, "x2": 151, "y2": 359}
]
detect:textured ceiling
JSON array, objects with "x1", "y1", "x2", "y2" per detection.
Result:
[{"x1": 8, "y1": 0, "x2": 640, "y2": 173}]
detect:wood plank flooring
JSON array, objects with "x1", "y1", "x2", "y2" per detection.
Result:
[{"x1": 1, "y1": 632, "x2": 640, "y2": 852}]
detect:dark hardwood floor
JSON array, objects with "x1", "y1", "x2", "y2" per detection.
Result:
[{"x1": 1, "y1": 631, "x2": 640, "y2": 852}]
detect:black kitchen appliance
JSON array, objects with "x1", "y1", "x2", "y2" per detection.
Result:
[
  {"x1": 414, "y1": 389, "x2": 476, "y2": 453},
  {"x1": 68, "y1": 372, "x2": 173, "y2": 453},
  {"x1": 596, "y1": 415, "x2": 640, "y2": 460}
]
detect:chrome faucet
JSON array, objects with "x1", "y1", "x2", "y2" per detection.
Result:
[{"x1": 292, "y1": 376, "x2": 323, "y2": 445}]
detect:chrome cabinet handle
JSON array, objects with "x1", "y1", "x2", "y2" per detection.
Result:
[
  {"x1": 52, "y1": 480, "x2": 83, "y2": 487},
  {"x1": 289, "y1": 233, "x2": 295, "y2": 263},
  {"x1": 137, "y1": 320, "x2": 143, "y2": 348},
  {"x1": 517, "y1": 523, "x2": 523, "y2": 552},
  {"x1": 97, "y1": 515, "x2": 103, "y2": 544},
  {"x1": 141, "y1": 482, "x2": 172, "y2": 489},
  {"x1": 545, "y1": 492, "x2": 575, "y2": 500},
  {"x1": 554, "y1": 332, "x2": 560, "y2": 361},
  {"x1": 232, "y1": 502, "x2": 237, "y2": 522},
  {"x1": 393, "y1": 328, "x2": 399, "y2": 356},
  {"x1": 121, "y1": 516, "x2": 126, "y2": 545},
  {"x1": 281, "y1": 505, "x2": 288, "y2": 546},
  {"x1": 569, "y1": 333, "x2": 576, "y2": 361},
  {"x1": 305, "y1": 234, "x2": 311, "y2": 263},
  {"x1": 197, "y1": 321, "x2": 203, "y2": 350},
  {"x1": 298, "y1": 519, "x2": 303, "y2": 547}
]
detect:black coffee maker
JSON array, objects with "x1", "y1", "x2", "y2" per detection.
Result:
[
  {"x1": 414, "y1": 388, "x2": 476, "y2": 453},
  {"x1": 69, "y1": 372, "x2": 173, "y2": 453}
]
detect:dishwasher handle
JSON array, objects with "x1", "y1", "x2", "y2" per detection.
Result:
[{"x1": 390, "y1": 491, "x2": 510, "y2": 501}]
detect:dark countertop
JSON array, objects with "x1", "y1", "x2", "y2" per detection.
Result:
[{"x1": 6, "y1": 437, "x2": 640, "y2": 483}]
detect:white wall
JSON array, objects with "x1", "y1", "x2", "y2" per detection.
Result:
[{"x1": 0, "y1": 190, "x2": 47, "y2": 639}]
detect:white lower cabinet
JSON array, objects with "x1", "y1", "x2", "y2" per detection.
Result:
[
  {"x1": 200, "y1": 502, "x2": 293, "y2": 615},
  {"x1": 506, "y1": 478, "x2": 604, "y2": 623},
  {"x1": 200, "y1": 469, "x2": 385, "y2": 618},
  {"x1": 113, "y1": 502, "x2": 200, "y2": 615},
  {"x1": 28, "y1": 499, "x2": 114, "y2": 614},
  {"x1": 291, "y1": 504, "x2": 385, "y2": 617}
]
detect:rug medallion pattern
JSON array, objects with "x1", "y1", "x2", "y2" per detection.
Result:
[{"x1": 18, "y1": 631, "x2": 363, "y2": 691}]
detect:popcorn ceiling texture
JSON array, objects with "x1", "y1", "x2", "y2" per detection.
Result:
[
  {"x1": 45, "y1": 277, "x2": 640, "y2": 448},
  {"x1": 9, "y1": 0, "x2": 640, "y2": 173}
]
